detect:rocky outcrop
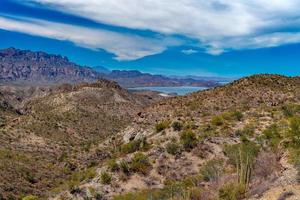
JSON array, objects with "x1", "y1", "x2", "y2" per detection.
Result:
[{"x1": 0, "y1": 48, "x2": 102, "y2": 84}]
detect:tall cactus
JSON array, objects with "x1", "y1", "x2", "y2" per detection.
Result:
[{"x1": 225, "y1": 141, "x2": 259, "y2": 193}]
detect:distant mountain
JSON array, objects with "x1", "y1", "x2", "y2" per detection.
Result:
[
  {"x1": 93, "y1": 66, "x2": 111, "y2": 74},
  {"x1": 106, "y1": 70, "x2": 220, "y2": 88},
  {"x1": 0, "y1": 48, "x2": 219, "y2": 88},
  {"x1": 0, "y1": 48, "x2": 101, "y2": 84},
  {"x1": 169, "y1": 75, "x2": 237, "y2": 83}
]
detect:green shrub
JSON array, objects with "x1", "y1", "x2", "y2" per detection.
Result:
[
  {"x1": 211, "y1": 115, "x2": 224, "y2": 126},
  {"x1": 200, "y1": 158, "x2": 224, "y2": 182},
  {"x1": 219, "y1": 183, "x2": 245, "y2": 200},
  {"x1": 120, "y1": 160, "x2": 130, "y2": 175},
  {"x1": 107, "y1": 159, "x2": 119, "y2": 172},
  {"x1": 212, "y1": 111, "x2": 243, "y2": 127},
  {"x1": 100, "y1": 172, "x2": 112, "y2": 185},
  {"x1": 180, "y1": 130, "x2": 198, "y2": 151},
  {"x1": 114, "y1": 175, "x2": 202, "y2": 200},
  {"x1": 287, "y1": 117, "x2": 300, "y2": 147},
  {"x1": 130, "y1": 152, "x2": 151, "y2": 175},
  {"x1": 120, "y1": 138, "x2": 150, "y2": 154},
  {"x1": 282, "y1": 104, "x2": 300, "y2": 117},
  {"x1": 22, "y1": 195, "x2": 38, "y2": 200},
  {"x1": 232, "y1": 111, "x2": 244, "y2": 121},
  {"x1": 241, "y1": 124, "x2": 255, "y2": 137},
  {"x1": 172, "y1": 121, "x2": 183, "y2": 131},
  {"x1": 65, "y1": 167, "x2": 97, "y2": 190},
  {"x1": 262, "y1": 124, "x2": 282, "y2": 148},
  {"x1": 85, "y1": 167, "x2": 97, "y2": 180},
  {"x1": 166, "y1": 142, "x2": 181, "y2": 155},
  {"x1": 24, "y1": 171, "x2": 37, "y2": 184},
  {"x1": 155, "y1": 120, "x2": 171, "y2": 133}
]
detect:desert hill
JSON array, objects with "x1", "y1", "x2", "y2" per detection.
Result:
[
  {"x1": 1, "y1": 73, "x2": 300, "y2": 200},
  {"x1": 52, "y1": 74, "x2": 300, "y2": 200},
  {"x1": 0, "y1": 79, "x2": 161, "y2": 199}
]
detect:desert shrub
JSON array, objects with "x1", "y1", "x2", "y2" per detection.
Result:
[
  {"x1": 107, "y1": 159, "x2": 119, "y2": 172},
  {"x1": 65, "y1": 167, "x2": 97, "y2": 190},
  {"x1": 24, "y1": 171, "x2": 37, "y2": 184},
  {"x1": 130, "y1": 152, "x2": 151, "y2": 175},
  {"x1": 166, "y1": 142, "x2": 181, "y2": 155},
  {"x1": 22, "y1": 195, "x2": 38, "y2": 200},
  {"x1": 172, "y1": 121, "x2": 183, "y2": 131},
  {"x1": 114, "y1": 176, "x2": 201, "y2": 200},
  {"x1": 261, "y1": 124, "x2": 282, "y2": 148},
  {"x1": 120, "y1": 160, "x2": 130, "y2": 175},
  {"x1": 232, "y1": 111, "x2": 244, "y2": 121},
  {"x1": 253, "y1": 151, "x2": 280, "y2": 180},
  {"x1": 100, "y1": 172, "x2": 112, "y2": 185},
  {"x1": 200, "y1": 158, "x2": 224, "y2": 182},
  {"x1": 282, "y1": 104, "x2": 300, "y2": 117},
  {"x1": 184, "y1": 121, "x2": 198, "y2": 130},
  {"x1": 219, "y1": 183, "x2": 245, "y2": 200},
  {"x1": 180, "y1": 130, "x2": 198, "y2": 151},
  {"x1": 212, "y1": 111, "x2": 243, "y2": 127},
  {"x1": 286, "y1": 117, "x2": 300, "y2": 147},
  {"x1": 120, "y1": 138, "x2": 150, "y2": 154},
  {"x1": 189, "y1": 187, "x2": 202, "y2": 200},
  {"x1": 242, "y1": 124, "x2": 255, "y2": 137},
  {"x1": 211, "y1": 115, "x2": 224, "y2": 126},
  {"x1": 155, "y1": 120, "x2": 171, "y2": 133},
  {"x1": 85, "y1": 167, "x2": 97, "y2": 180}
]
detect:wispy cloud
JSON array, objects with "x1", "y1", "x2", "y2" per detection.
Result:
[
  {"x1": 0, "y1": 15, "x2": 181, "y2": 60},
  {"x1": 181, "y1": 49, "x2": 198, "y2": 55},
  {"x1": 10, "y1": 0, "x2": 300, "y2": 56},
  {"x1": 21, "y1": 0, "x2": 300, "y2": 55}
]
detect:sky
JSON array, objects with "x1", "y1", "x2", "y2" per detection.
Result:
[{"x1": 0, "y1": 0, "x2": 300, "y2": 77}]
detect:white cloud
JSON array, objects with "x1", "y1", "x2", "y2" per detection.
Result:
[
  {"x1": 206, "y1": 32, "x2": 300, "y2": 54},
  {"x1": 181, "y1": 49, "x2": 198, "y2": 55},
  {"x1": 0, "y1": 16, "x2": 181, "y2": 60},
  {"x1": 12, "y1": 0, "x2": 300, "y2": 55}
]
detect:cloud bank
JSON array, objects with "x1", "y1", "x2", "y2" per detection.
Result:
[
  {"x1": 6, "y1": 0, "x2": 300, "y2": 58},
  {"x1": 0, "y1": 16, "x2": 181, "y2": 60}
]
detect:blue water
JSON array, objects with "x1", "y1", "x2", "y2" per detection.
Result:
[{"x1": 128, "y1": 86, "x2": 208, "y2": 95}]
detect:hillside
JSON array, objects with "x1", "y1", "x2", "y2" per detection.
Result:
[
  {"x1": 0, "y1": 79, "x2": 161, "y2": 199},
  {"x1": 136, "y1": 74, "x2": 300, "y2": 124},
  {"x1": 53, "y1": 74, "x2": 300, "y2": 200}
]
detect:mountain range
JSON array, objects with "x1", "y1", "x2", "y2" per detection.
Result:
[{"x1": 0, "y1": 48, "x2": 220, "y2": 88}]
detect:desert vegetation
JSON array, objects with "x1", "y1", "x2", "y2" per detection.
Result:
[{"x1": 1, "y1": 75, "x2": 300, "y2": 199}]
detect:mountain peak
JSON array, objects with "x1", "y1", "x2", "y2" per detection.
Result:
[{"x1": 0, "y1": 48, "x2": 101, "y2": 84}]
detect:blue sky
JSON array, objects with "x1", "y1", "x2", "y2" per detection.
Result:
[{"x1": 1, "y1": 0, "x2": 300, "y2": 77}]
